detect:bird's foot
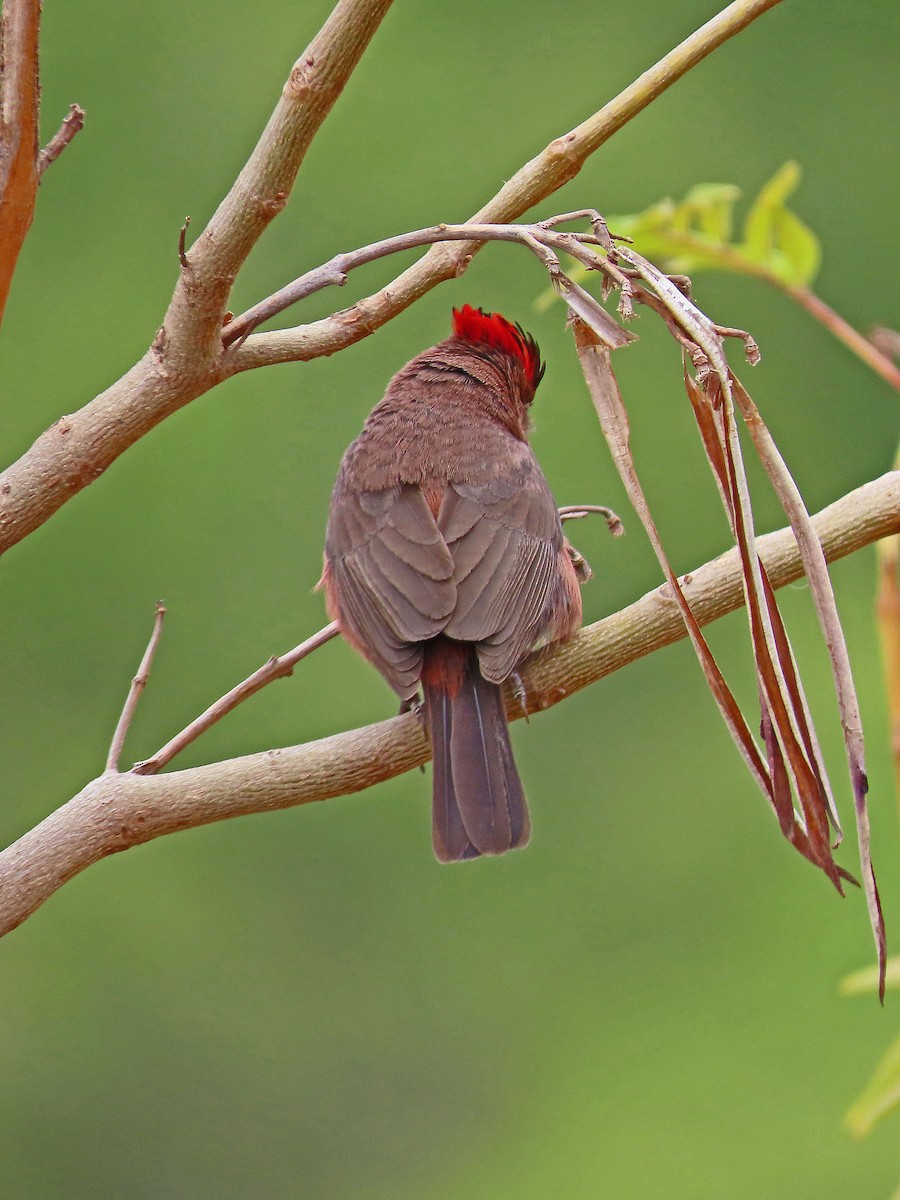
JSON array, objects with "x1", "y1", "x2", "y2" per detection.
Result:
[
  {"x1": 509, "y1": 672, "x2": 530, "y2": 723},
  {"x1": 399, "y1": 694, "x2": 427, "y2": 771},
  {"x1": 399, "y1": 693, "x2": 424, "y2": 724}
]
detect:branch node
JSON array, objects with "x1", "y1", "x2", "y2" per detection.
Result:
[{"x1": 261, "y1": 190, "x2": 289, "y2": 218}]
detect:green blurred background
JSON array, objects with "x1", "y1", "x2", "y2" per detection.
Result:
[{"x1": 1, "y1": 1, "x2": 898, "y2": 1195}]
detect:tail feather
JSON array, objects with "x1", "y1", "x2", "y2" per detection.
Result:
[
  {"x1": 429, "y1": 685, "x2": 481, "y2": 861},
  {"x1": 423, "y1": 641, "x2": 530, "y2": 863}
]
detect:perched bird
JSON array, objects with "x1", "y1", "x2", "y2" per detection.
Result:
[{"x1": 322, "y1": 305, "x2": 582, "y2": 861}]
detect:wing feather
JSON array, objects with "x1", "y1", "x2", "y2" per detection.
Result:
[
  {"x1": 326, "y1": 483, "x2": 455, "y2": 695},
  {"x1": 439, "y1": 455, "x2": 565, "y2": 680},
  {"x1": 327, "y1": 450, "x2": 570, "y2": 695}
]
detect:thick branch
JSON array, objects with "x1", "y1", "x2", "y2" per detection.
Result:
[
  {"x1": 0, "y1": 0, "x2": 781, "y2": 555},
  {"x1": 0, "y1": 0, "x2": 41, "y2": 327},
  {"x1": 0, "y1": 0, "x2": 391, "y2": 553},
  {"x1": 160, "y1": 0, "x2": 393, "y2": 368},
  {"x1": 0, "y1": 471, "x2": 895, "y2": 939},
  {"x1": 0, "y1": 350, "x2": 209, "y2": 554},
  {"x1": 232, "y1": 0, "x2": 784, "y2": 369}
]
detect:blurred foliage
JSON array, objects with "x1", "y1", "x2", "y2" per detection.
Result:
[
  {"x1": 1, "y1": 2, "x2": 899, "y2": 1199},
  {"x1": 843, "y1": 526, "x2": 900, "y2": 1149},
  {"x1": 845, "y1": 1023, "x2": 900, "y2": 1138},
  {"x1": 537, "y1": 161, "x2": 822, "y2": 310},
  {"x1": 842, "y1": 958, "x2": 900, "y2": 1142}
]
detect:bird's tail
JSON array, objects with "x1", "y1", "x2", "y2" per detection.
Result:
[{"x1": 422, "y1": 639, "x2": 530, "y2": 862}]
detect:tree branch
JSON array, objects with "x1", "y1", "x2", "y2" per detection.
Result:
[
  {"x1": 159, "y1": 0, "x2": 394, "y2": 369},
  {"x1": 0, "y1": 470, "x2": 895, "y2": 939},
  {"x1": 231, "y1": 0, "x2": 784, "y2": 369},
  {"x1": 133, "y1": 620, "x2": 339, "y2": 776},
  {"x1": 784, "y1": 285, "x2": 900, "y2": 394},
  {"x1": 0, "y1": 0, "x2": 41, "y2": 327},
  {"x1": 221, "y1": 221, "x2": 634, "y2": 350},
  {"x1": 105, "y1": 601, "x2": 167, "y2": 773},
  {"x1": 37, "y1": 102, "x2": 85, "y2": 175},
  {"x1": 132, "y1": 506, "x2": 621, "y2": 775},
  {"x1": 0, "y1": 0, "x2": 781, "y2": 556},
  {"x1": 0, "y1": 0, "x2": 393, "y2": 554}
]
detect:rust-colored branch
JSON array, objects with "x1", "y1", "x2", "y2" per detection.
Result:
[
  {"x1": 784, "y1": 286, "x2": 900, "y2": 394},
  {"x1": 0, "y1": 0, "x2": 41, "y2": 328},
  {"x1": 0, "y1": 470, "x2": 895, "y2": 939}
]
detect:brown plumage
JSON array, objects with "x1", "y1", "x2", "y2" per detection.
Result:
[{"x1": 322, "y1": 306, "x2": 582, "y2": 861}]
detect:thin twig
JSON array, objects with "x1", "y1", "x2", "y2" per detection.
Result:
[
  {"x1": 37, "y1": 103, "x2": 85, "y2": 174},
  {"x1": 178, "y1": 216, "x2": 191, "y2": 270},
  {"x1": 223, "y1": 222, "x2": 608, "y2": 347},
  {"x1": 557, "y1": 504, "x2": 625, "y2": 537},
  {"x1": 105, "y1": 602, "x2": 167, "y2": 773},
  {"x1": 784, "y1": 286, "x2": 900, "y2": 394},
  {"x1": 134, "y1": 620, "x2": 339, "y2": 775},
  {"x1": 0, "y1": 471, "x2": 894, "y2": 940},
  {"x1": 589, "y1": 221, "x2": 900, "y2": 392}
]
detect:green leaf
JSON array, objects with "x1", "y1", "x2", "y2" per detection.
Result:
[
  {"x1": 743, "y1": 160, "x2": 802, "y2": 260},
  {"x1": 533, "y1": 163, "x2": 821, "y2": 314},
  {"x1": 682, "y1": 182, "x2": 742, "y2": 242},
  {"x1": 845, "y1": 1031, "x2": 900, "y2": 1138},
  {"x1": 772, "y1": 206, "x2": 821, "y2": 285},
  {"x1": 739, "y1": 161, "x2": 822, "y2": 284},
  {"x1": 840, "y1": 956, "x2": 900, "y2": 996}
]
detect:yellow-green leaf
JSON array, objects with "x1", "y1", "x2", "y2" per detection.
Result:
[
  {"x1": 845, "y1": 1032, "x2": 900, "y2": 1138},
  {"x1": 742, "y1": 160, "x2": 802, "y2": 263},
  {"x1": 840, "y1": 956, "x2": 900, "y2": 996},
  {"x1": 682, "y1": 182, "x2": 742, "y2": 242},
  {"x1": 534, "y1": 163, "x2": 821, "y2": 312},
  {"x1": 772, "y1": 206, "x2": 821, "y2": 285}
]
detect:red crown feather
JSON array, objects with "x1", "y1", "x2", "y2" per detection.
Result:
[{"x1": 451, "y1": 304, "x2": 545, "y2": 387}]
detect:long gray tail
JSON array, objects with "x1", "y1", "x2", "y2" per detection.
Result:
[{"x1": 422, "y1": 641, "x2": 531, "y2": 863}]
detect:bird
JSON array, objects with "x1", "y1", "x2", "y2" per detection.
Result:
[{"x1": 321, "y1": 305, "x2": 583, "y2": 862}]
